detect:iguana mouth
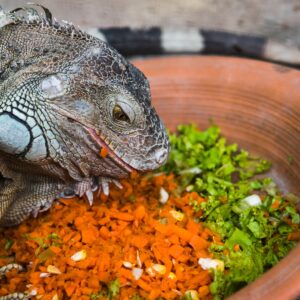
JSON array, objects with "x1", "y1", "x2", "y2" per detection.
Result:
[
  {"x1": 48, "y1": 105, "x2": 135, "y2": 174},
  {"x1": 85, "y1": 127, "x2": 136, "y2": 174}
]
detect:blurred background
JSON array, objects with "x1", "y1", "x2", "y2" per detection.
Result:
[{"x1": 2, "y1": 0, "x2": 300, "y2": 48}]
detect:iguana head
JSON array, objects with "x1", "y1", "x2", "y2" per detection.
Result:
[
  {"x1": 0, "y1": 6, "x2": 170, "y2": 185},
  {"x1": 0, "y1": 5, "x2": 170, "y2": 226},
  {"x1": 40, "y1": 43, "x2": 170, "y2": 179}
]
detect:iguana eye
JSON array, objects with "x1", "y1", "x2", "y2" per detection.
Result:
[{"x1": 113, "y1": 104, "x2": 130, "y2": 123}]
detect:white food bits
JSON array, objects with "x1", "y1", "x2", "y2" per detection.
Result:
[
  {"x1": 52, "y1": 294, "x2": 59, "y2": 300},
  {"x1": 172, "y1": 289, "x2": 182, "y2": 296},
  {"x1": 132, "y1": 267, "x2": 143, "y2": 280},
  {"x1": 47, "y1": 265, "x2": 62, "y2": 274},
  {"x1": 185, "y1": 185, "x2": 194, "y2": 192},
  {"x1": 169, "y1": 209, "x2": 185, "y2": 221},
  {"x1": 136, "y1": 250, "x2": 142, "y2": 268},
  {"x1": 180, "y1": 167, "x2": 201, "y2": 175},
  {"x1": 29, "y1": 289, "x2": 38, "y2": 296},
  {"x1": 71, "y1": 249, "x2": 87, "y2": 261},
  {"x1": 184, "y1": 290, "x2": 199, "y2": 300},
  {"x1": 168, "y1": 272, "x2": 177, "y2": 280},
  {"x1": 198, "y1": 258, "x2": 224, "y2": 271},
  {"x1": 147, "y1": 263, "x2": 167, "y2": 276},
  {"x1": 122, "y1": 261, "x2": 133, "y2": 269},
  {"x1": 152, "y1": 264, "x2": 167, "y2": 275},
  {"x1": 146, "y1": 266, "x2": 156, "y2": 277},
  {"x1": 39, "y1": 272, "x2": 50, "y2": 278},
  {"x1": 242, "y1": 194, "x2": 262, "y2": 207},
  {"x1": 159, "y1": 187, "x2": 169, "y2": 204}
]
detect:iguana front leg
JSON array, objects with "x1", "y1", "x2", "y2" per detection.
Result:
[
  {"x1": 0, "y1": 175, "x2": 61, "y2": 299},
  {"x1": 0, "y1": 171, "x2": 62, "y2": 227}
]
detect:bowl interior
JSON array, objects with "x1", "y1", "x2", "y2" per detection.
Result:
[
  {"x1": 133, "y1": 56, "x2": 300, "y2": 196},
  {"x1": 132, "y1": 56, "x2": 300, "y2": 299}
]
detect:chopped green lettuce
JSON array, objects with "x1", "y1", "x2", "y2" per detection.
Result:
[
  {"x1": 90, "y1": 278, "x2": 120, "y2": 300},
  {"x1": 161, "y1": 124, "x2": 300, "y2": 299}
]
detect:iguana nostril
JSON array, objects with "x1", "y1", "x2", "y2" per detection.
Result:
[{"x1": 154, "y1": 148, "x2": 168, "y2": 165}]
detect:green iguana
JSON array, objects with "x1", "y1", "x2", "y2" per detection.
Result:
[
  {"x1": 0, "y1": 5, "x2": 169, "y2": 299},
  {"x1": 0, "y1": 5, "x2": 169, "y2": 226}
]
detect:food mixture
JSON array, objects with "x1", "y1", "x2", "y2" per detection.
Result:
[{"x1": 0, "y1": 125, "x2": 299, "y2": 300}]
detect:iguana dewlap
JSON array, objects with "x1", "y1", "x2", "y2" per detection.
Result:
[{"x1": 0, "y1": 5, "x2": 169, "y2": 227}]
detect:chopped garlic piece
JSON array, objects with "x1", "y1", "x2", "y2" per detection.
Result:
[
  {"x1": 146, "y1": 266, "x2": 155, "y2": 277},
  {"x1": 172, "y1": 289, "x2": 182, "y2": 296},
  {"x1": 168, "y1": 272, "x2": 176, "y2": 280},
  {"x1": 40, "y1": 272, "x2": 50, "y2": 278},
  {"x1": 136, "y1": 250, "x2": 142, "y2": 268},
  {"x1": 152, "y1": 264, "x2": 167, "y2": 275},
  {"x1": 180, "y1": 167, "x2": 201, "y2": 175},
  {"x1": 185, "y1": 290, "x2": 199, "y2": 300},
  {"x1": 147, "y1": 263, "x2": 167, "y2": 276},
  {"x1": 71, "y1": 249, "x2": 87, "y2": 261},
  {"x1": 52, "y1": 294, "x2": 59, "y2": 300},
  {"x1": 185, "y1": 185, "x2": 194, "y2": 192},
  {"x1": 132, "y1": 267, "x2": 143, "y2": 280},
  {"x1": 47, "y1": 265, "x2": 62, "y2": 274},
  {"x1": 198, "y1": 258, "x2": 224, "y2": 271},
  {"x1": 29, "y1": 289, "x2": 38, "y2": 296},
  {"x1": 123, "y1": 261, "x2": 133, "y2": 269},
  {"x1": 159, "y1": 187, "x2": 169, "y2": 204},
  {"x1": 169, "y1": 209, "x2": 184, "y2": 221},
  {"x1": 242, "y1": 194, "x2": 262, "y2": 206}
]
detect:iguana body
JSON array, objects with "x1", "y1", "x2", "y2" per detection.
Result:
[
  {"x1": 0, "y1": 5, "x2": 169, "y2": 298},
  {"x1": 0, "y1": 5, "x2": 169, "y2": 227}
]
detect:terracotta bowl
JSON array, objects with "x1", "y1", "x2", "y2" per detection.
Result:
[{"x1": 132, "y1": 56, "x2": 300, "y2": 300}]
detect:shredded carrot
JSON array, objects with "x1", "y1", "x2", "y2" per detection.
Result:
[
  {"x1": 99, "y1": 147, "x2": 109, "y2": 158},
  {"x1": 199, "y1": 285, "x2": 210, "y2": 297},
  {"x1": 0, "y1": 173, "x2": 218, "y2": 299},
  {"x1": 233, "y1": 244, "x2": 240, "y2": 252},
  {"x1": 271, "y1": 199, "x2": 280, "y2": 210}
]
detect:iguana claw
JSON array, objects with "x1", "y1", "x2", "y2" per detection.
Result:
[{"x1": 59, "y1": 177, "x2": 123, "y2": 206}]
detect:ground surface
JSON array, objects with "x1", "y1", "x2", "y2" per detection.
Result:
[{"x1": 2, "y1": 0, "x2": 300, "y2": 48}]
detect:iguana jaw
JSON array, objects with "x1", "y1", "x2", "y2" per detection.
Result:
[
  {"x1": 85, "y1": 127, "x2": 136, "y2": 174},
  {"x1": 47, "y1": 104, "x2": 136, "y2": 174}
]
